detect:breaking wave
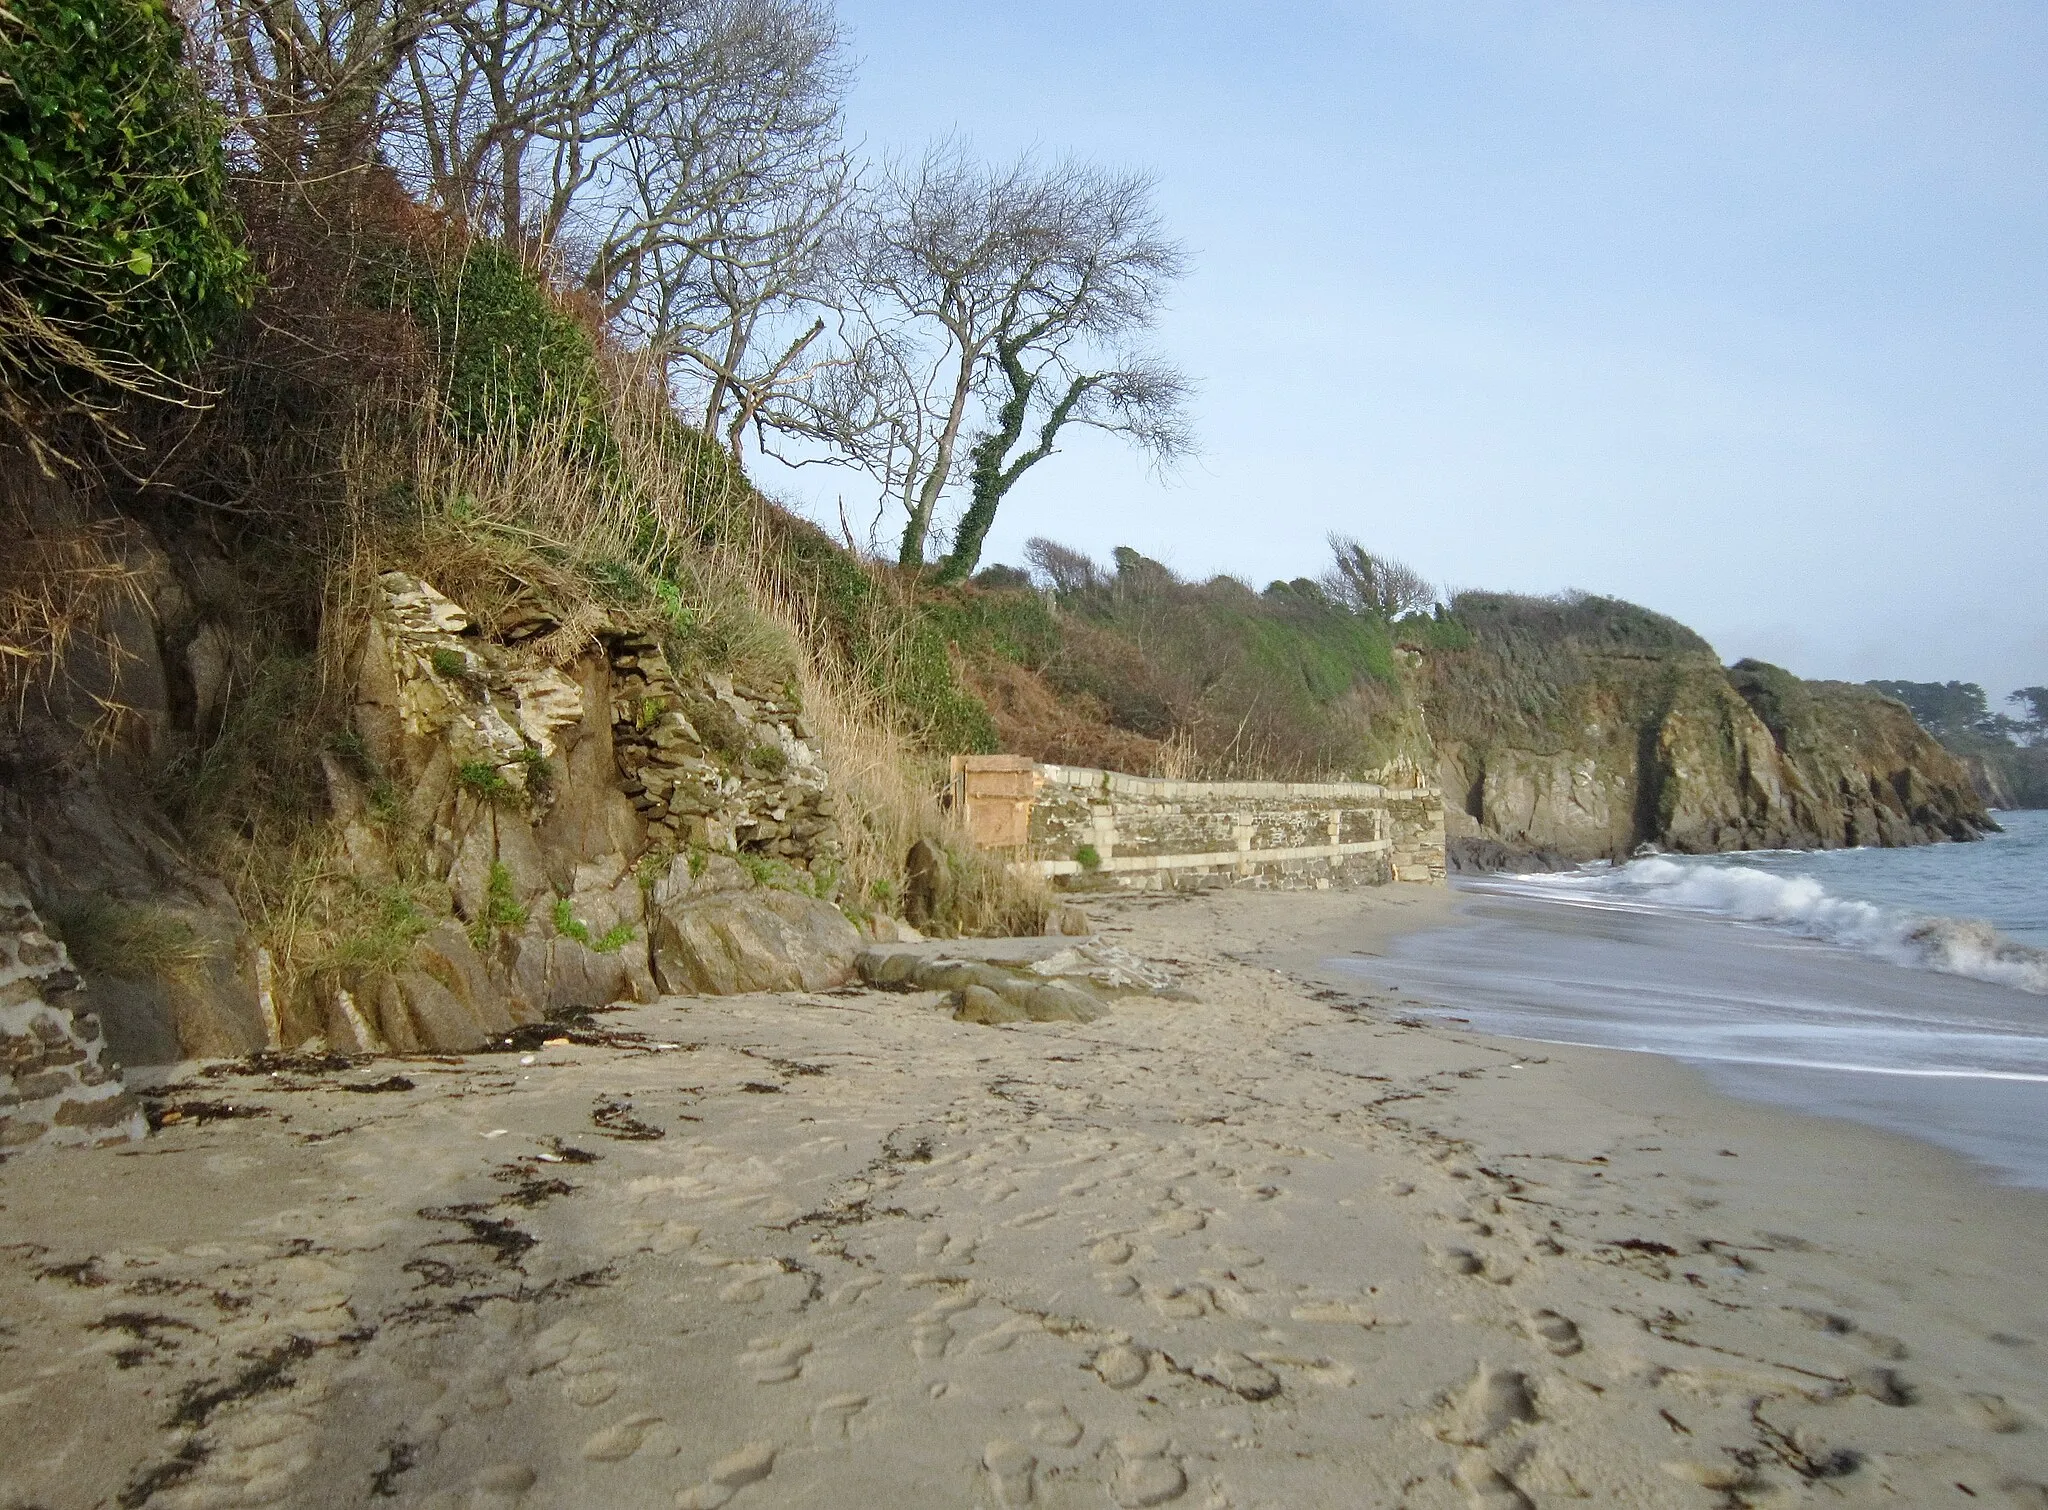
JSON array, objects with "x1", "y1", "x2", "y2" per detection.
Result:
[{"x1": 1496, "y1": 857, "x2": 2048, "y2": 997}]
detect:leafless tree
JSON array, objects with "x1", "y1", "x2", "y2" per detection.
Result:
[
  {"x1": 774, "y1": 145, "x2": 1192, "y2": 575},
  {"x1": 384, "y1": 0, "x2": 847, "y2": 446},
  {"x1": 1024, "y1": 536, "x2": 1103, "y2": 595},
  {"x1": 1319, "y1": 535, "x2": 1438, "y2": 618},
  {"x1": 191, "y1": 0, "x2": 434, "y2": 182}
]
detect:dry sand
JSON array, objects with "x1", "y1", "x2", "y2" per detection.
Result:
[{"x1": 2, "y1": 886, "x2": 2044, "y2": 1509}]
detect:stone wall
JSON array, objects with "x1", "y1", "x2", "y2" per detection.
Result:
[
  {"x1": 0, "y1": 864, "x2": 145, "y2": 1152},
  {"x1": 953, "y1": 757, "x2": 1445, "y2": 890}
]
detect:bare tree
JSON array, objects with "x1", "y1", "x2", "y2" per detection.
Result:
[
  {"x1": 388, "y1": 0, "x2": 848, "y2": 445},
  {"x1": 1319, "y1": 535, "x2": 1438, "y2": 618},
  {"x1": 193, "y1": 0, "x2": 433, "y2": 182},
  {"x1": 777, "y1": 145, "x2": 1192, "y2": 574},
  {"x1": 1024, "y1": 536, "x2": 1103, "y2": 595}
]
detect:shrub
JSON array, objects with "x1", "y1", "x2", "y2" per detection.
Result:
[
  {"x1": 0, "y1": 0, "x2": 253, "y2": 407},
  {"x1": 400, "y1": 241, "x2": 605, "y2": 451},
  {"x1": 1073, "y1": 844, "x2": 1102, "y2": 871}
]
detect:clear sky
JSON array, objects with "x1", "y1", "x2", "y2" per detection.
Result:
[{"x1": 755, "y1": 1, "x2": 2048, "y2": 702}]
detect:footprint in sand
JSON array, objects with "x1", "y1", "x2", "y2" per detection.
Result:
[
  {"x1": 910, "y1": 1294, "x2": 975, "y2": 1361},
  {"x1": 829, "y1": 1275, "x2": 883, "y2": 1307},
  {"x1": 1430, "y1": 1245, "x2": 1484, "y2": 1277},
  {"x1": 738, "y1": 1335, "x2": 811, "y2": 1384},
  {"x1": 674, "y1": 1442, "x2": 776, "y2": 1509},
  {"x1": 1110, "y1": 1431, "x2": 1187, "y2": 1507},
  {"x1": 416, "y1": 1463, "x2": 539, "y2": 1510},
  {"x1": 1956, "y1": 1391, "x2": 2026, "y2": 1433},
  {"x1": 967, "y1": 1315, "x2": 1042, "y2": 1355},
  {"x1": 1848, "y1": 1366, "x2": 1912, "y2": 1406},
  {"x1": 1091, "y1": 1238, "x2": 1135, "y2": 1266},
  {"x1": 1197, "y1": 1351, "x2": 1280, "y2": 1401},
  {"x1": 1454, "y1": 1454, "x2": 1533, "y2": 1509},
  {"x1": 580, "y1": 1415, "x2": 674, "y2": 1461},
  {"x1": 2002, "y1": 1479, "x2": 2048, "y2": 1509},
  {"x1": 1093, "y1": 1344, "x2": 1149, "y2": 1389},
  {"x1": 983, "y1": 1440, "x2": 1038, "y2": 1507},
  {"x1": 1523, "y1": 1310, "x2": 1582, "y2": 1357},
  {"x1": 529, "y1": 1325, "x2": 623, "y2": 1407},
  {"x1": 1439, "y1": 1366, "x2": 1537, "y2": 1446},
  {"x1": 1026, "y1": 1397, "x2": 1084, "y2": 1447},
  {"x1": 1661, "y1": 1460, "x2": 1758, "y2": 1493},
  {"x1": 916, "y1": 1230, "x2": 980, "y2": 1264},
  {"x1": 811, "y1": 1393, "x2": 868, "y2": 1442}
]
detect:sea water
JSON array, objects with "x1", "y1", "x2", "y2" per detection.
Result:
[{"x1": 1334, "y1": 810, "x2": 2048, "y2": 1186}]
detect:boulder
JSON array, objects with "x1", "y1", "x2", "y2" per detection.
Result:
[{"x1": 650, "y1": 889, "x2": 861, "y2": 996}]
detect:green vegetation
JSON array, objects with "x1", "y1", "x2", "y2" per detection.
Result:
[
  {"x1": 324, "y1": 884, "x2": 438, "y2": 976},
  {"x1": 455, "y1": 760, "x2": 511, "y2": 801},
  {"x1": 0, "y1": 0, "x2": 253, "y2": 411},
  {"x1": 949, "y1": 542, "x2": 1443, "y2": 780},
  {"x1": 551, "y1": 898, "x2": 634, "y2": 953},
  {"x1": 396, "y1": 241, "x2": 606, "y2": 451},
  {"x1": 1868, "y1": 679, "x2": 2048, "y2": 808},
  {"x1": 1073, "y1": 844, "x2": 1101, "y2": 871},
  {"x1": 469, "y1": 861, "x2": 528, "y2": 949},
  {"x1": 430, "y1": 647, "x2": 468, "y2": 677}
]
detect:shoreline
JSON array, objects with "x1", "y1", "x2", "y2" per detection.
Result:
[{"x1": 2, "y1": 883, "x2": 2044, "y2": 1508}]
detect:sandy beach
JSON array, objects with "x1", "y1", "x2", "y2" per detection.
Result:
[{"x1": 2, "y1": 886, "x2": 2044, "y2": 1510}]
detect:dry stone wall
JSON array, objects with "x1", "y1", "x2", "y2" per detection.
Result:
[
  {"x1": 954, "y1": 757, "x2": 1445, "y2": 890},
  {"x1": 0, "y1": 864, "x2": 145, "y2": 1151}
]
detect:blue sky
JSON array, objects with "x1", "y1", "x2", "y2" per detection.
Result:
[{"x1": 756, "y1": 1, "x2": 2047, "y2": 700}]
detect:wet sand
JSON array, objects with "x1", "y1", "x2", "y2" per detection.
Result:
[{"x1": 1, "y1": 886, "x2": 2044, "y2": 1509}]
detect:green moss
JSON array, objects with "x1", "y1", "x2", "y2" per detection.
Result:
[
  {"x1": 430, "y1": 646, "x2": 468, "y2": 677},
  {"x1": 746, "y1": 743, "x2": 788, "y2": 776}
]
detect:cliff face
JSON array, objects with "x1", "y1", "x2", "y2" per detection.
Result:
[{"x1": 1424, "y1": 595, "x2": 1993, "y2": 866}]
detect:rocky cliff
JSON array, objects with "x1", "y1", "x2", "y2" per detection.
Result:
[
  {"x1": 0, "y1": 477, "x2": 873, "y2": 1065},
  {"x1": 1423, "y1": 594, "x2": 1994, "y2": 867}
]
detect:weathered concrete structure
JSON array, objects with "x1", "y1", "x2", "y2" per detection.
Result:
[{"x1": 951, "y1": 756, "x2": 1446, "y2": 890}]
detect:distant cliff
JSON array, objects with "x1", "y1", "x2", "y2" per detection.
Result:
[{"x1": 1422, "y1": 594, "x2": 1994, "y2": 868}]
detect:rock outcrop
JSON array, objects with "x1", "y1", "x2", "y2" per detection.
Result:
[
  {"x1": 0, "y1": 864, "x2": 146, "y2": 1151},
  {"x1": 853, "y1": 936, "x2": 1183, "y2": 1025},
  {"x1": 0, "y1": 463, "x2": 269, "y2": 1065},
  {"x1": 1427, "y1": 595, "x2": 1993, "y2": 866},
  {"x1": 327, "y1": 573, "x2": 854, "y2": 1051}
]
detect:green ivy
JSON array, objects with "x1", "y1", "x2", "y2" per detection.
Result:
[
  {"x1": 0, "y1": 0, "x2": 253, "y2": 394},
  {"x1": 400, "y1": 240, "x2": 608, "y2": 453}
]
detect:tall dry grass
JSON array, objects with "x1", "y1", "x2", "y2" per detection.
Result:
[{"x1": 330, "y1": 364, "x2": 1045, "y2": 938}]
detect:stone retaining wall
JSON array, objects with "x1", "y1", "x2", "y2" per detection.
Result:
[
  {"x1": 952, "y1": 757, "x2": 1446, "y2": 890},
  {"x1": 0, "y1": 864, "x2": 145, "y2": 1151}
]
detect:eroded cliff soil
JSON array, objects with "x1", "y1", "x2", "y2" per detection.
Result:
[{"x1": 1423, "y1": 595, "x2": 1993, "y2": 866}]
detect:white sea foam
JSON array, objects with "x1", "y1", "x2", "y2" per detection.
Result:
[{"x1": 1494, "y1": 857, "x2": 2048, "y2": 997}]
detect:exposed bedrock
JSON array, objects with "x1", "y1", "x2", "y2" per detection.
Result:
[{"x1": 1432, "y1": 651, "x2": 1993, "y2": 867}]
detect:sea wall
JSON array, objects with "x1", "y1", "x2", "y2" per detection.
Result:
[{"x1": 952, "y1": 756, "x2": 1445, "y2": 890}]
